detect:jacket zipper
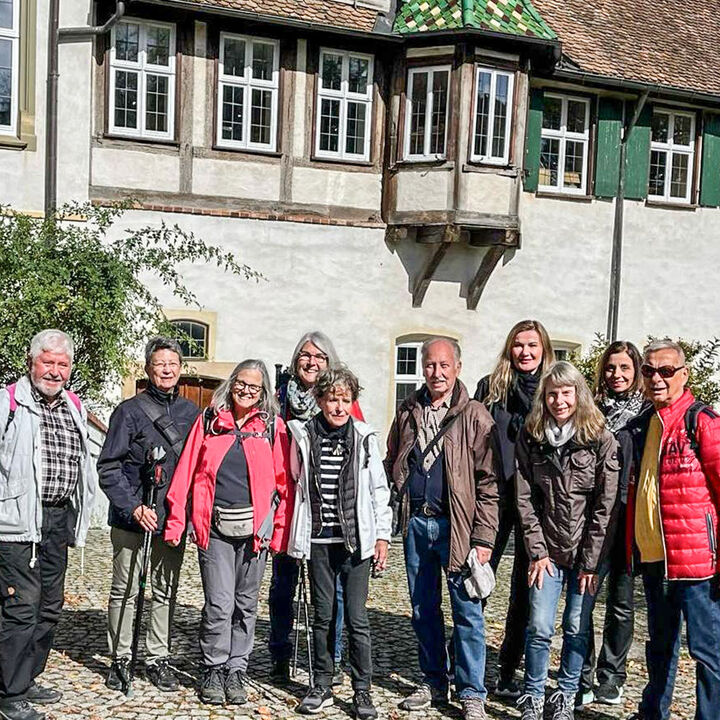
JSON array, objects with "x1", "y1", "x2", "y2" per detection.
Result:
[
  {"x1": 656, "y1": 414, "x2": 670, "y2": 579},
  {"x1": 706, "y1": 512, "x2": 717, "y2": 561}
]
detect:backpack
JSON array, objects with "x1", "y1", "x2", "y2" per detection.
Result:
[
  {"x1": 3, "y1": 382, "x2": 82, "y2": 434},
  {"x1": 684, "y1": 400, "x2": 719, "y2": 462}
]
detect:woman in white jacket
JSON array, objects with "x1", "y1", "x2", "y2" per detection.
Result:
[{"x1": 286, "y1": 366, "x2": 392, "y2": 720}]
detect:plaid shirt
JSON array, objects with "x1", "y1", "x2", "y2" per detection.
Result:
[{"x1": 31, "y1": 384, "x2": 83, "y2": 504}]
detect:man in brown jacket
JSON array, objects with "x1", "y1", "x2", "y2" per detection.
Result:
[{"x1": 385, "y1": 337, "x2": 499, "y2": 720}]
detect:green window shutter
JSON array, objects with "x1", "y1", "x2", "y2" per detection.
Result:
[
  {"x1": 594, "y1": 98, "x2": 623, "y2": 198},
  {"x1": 624, "y1": 101, "x2": 652, "y2": 200},
  {"x1": 700, "y1": 113, "x2": 720, "y2": 207},
  {"x1": 524, "y1": 88, "x2": 544, "y2": 192}
]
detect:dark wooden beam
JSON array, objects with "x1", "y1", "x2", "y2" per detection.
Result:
[
  {"x1": 466, "y1": 245, "x2": 505, "y2": 310},
  {"x1": 412, "y1": 242, "x2": 450, "y2": 307}
]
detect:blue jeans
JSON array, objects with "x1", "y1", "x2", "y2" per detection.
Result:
[
  {"x1": 403, "y1": 514, "x2": 487, "y2": 700},
  {"x1": 524, "y1": 562, "x2": 600, "y2": 697},
  {"x1": 639, "y1": 563, "x2": 720, "y2": 720}
]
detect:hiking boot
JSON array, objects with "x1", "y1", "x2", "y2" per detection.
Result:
[
  {"x1": 0, "y1": 699, "x2": 45, "y2": 720},
  {"x1": 225, "y1": 669, "x2": 248, "y2": 705},
  {"x1": 297, "y1": 686, "x2": 333, "y2": 714},
  {"x1": 461, "y1": 697, "x2": 487, "y2": 720},
  {"x1": 547, "y1": 690, "x2": 575, "y2": 720},
  {"x1": 146, "y1": 658, "x2": 179, "y2": 692},
  {"x1": 595, "y1": 682, "x2": 623, "y2": 705},
  {"x1": 106, "y1": 656, "x2": 131, "y2": 692},
  {"x1": 517, "y1": 694, "x2": 544, "y2": 720},
  {"x1": 352, "y1": 690, "x2": 378, "y2": 719},
  {"x1": 495, "y1": 675, "x2": 522, "y2": 700},
  {"x1": 271, "y1": 658, "x2": 291, "y2": 684},
  {"x1": 575, "y1": 687, "x2": 594, "y2": 709},
  {"x1": 199, "y1": 667, "x2": 225, "y2": 705},
  {"x1": 26, "y1": 682, "x2": 62, "y2": 705},
  {"x1": 332, "y1": 664, "x2": 345, "y2": 687},
  {"x1": 399, "y1": 683, "x2": 447, "y2": 711}
]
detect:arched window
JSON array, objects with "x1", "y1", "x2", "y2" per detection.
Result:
[{"x1": 170, "y1": 320, "x2": 208, "y2": 359}]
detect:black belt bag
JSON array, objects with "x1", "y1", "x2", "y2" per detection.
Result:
[{"x1": 213, "y1": 505, "x2": 254, "y2": 539}]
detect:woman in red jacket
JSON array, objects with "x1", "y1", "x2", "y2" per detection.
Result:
[{"x1": 164, "y1": 359, "x2": 291, "y2": 706}]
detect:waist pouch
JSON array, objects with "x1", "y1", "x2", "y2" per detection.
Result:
[{"x1": 213, "y1": 505, "x2": 254, "y2": 539}]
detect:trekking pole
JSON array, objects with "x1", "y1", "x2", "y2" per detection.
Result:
[
  {"x1": 291, "y1": 558, "x2": 314, "y2": 687},
  {"x1": 125, "y1": 446, "x2": 167, "y2": 697}
]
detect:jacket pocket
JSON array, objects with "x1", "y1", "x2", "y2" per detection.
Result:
[
  {"x1": 0, "y1": 477, "x2": 29, "y2": 534},
  {"x1": 569, "y1": 451, "x2": 595, "y2": 492},
  {"x1": 706, "y1": 512, "x2": 717, "y2": 560}
]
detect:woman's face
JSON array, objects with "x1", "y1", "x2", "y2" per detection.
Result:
[
  {"x1": 231, "y1": 368, "x2": 264, "y2": 414},
  {"x1": 510, "y1": 330, "x2": 543, "y2": 373},
  {"x1": 296, "y1": 341, "x2": 329, "y2": 388},
  {"x1": 545, "y1": 383, "x2": 577, "y2": 426},
  {"x1": 604, "y1": 351, "x2": 635, "y2": 395},
  {"x1": 317, "y1": 384, "x2": 353, "y2": 428}
]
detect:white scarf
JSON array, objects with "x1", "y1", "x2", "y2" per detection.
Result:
[{"x1": 544, "y1": 418, "x2": 576, "y2": 448}]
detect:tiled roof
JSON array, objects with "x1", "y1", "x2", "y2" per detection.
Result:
[
  {"x1": 394, "y1": 0, "x2": 557, "y2": 40},
  {"x1": 533, "y1": 0, "x2": 720, "y2": 96}
]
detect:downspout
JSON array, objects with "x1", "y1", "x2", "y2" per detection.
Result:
[
  {"x1": 45, "y1": 1, "x2": 126, "y2": 217},
  {"x1": 606, "y1": 89, "x2": 649, "y2": 341}
]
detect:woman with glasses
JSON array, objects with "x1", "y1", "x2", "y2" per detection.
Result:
[{"x1": 164, "y1": 360, "x2": 292, "y2": 706}]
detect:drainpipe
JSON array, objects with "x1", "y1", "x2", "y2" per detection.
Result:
[
  {"x1": 606, "y1": 89, "x2": 649, "y2": 341},
  {"x1": 45, "y1": 1, "x2": 126, "y2": 217}
]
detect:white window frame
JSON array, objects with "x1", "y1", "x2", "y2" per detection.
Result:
[
  {"x1": 216, "y1": 33, "x2": 279, "y2": 152},
  {"x1": 539, "y1": 93, "x2": 591, "y2": 195},
  {"x1": 108, "y1": 18, "x2": 176, "y2": 141},
  {"x1": 315, "y1": 48, "x2": 374, "y2": 162},
  {"x1": 404, "y1": 65, "x2": 451, "y2": 161},
  {"x1": 470, "y1": 66, "x2": 515, "y2": 166},
  {"x1": 649, "y1": 108, "x2": 696, "y2": 204},
  {"x1": 0, "y1": 0, "x2": 20, "y2": 136},
  {"x1": 394, "y1": 341, "x2": 424, "y2": 409}
]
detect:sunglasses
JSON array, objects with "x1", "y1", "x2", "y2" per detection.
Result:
[{"x1": 640, "y1": 364, "x2": 685, "y2": 379}]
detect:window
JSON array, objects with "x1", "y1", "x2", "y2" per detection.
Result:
[
  {"x1": 404, "y1": 66, "x2": 450, "y2": 161},
  {"x1": 539, "y1": 94, "x2": 590, "y2": 194},
  {"x1": 217, "y1": 34, "x2": 279, "y2": 152},
  {"x1": 394, "y1": 342, "x2": 424, "y2": 410},
  {"x1": 649, "y1": 109, "x2": 695, "y2": 203},
  {"x1": 551, "y1": 340, "x2": 581, "y2": 362},
  {"x1": 109, "y1": 20, "x2": 176, "y2": 140},
  {"x1": 315, "y1": 49, "x2": 373, "y2": 161},
  {"x1": 171, "y1": 320, "x2": 208, "y2": 359},
  {"x1": 0, "y1": 0, "x2": 19, "y2": 135},
  {"x1": 471, "y1": 67, "x2": 514, "y2": 165}
]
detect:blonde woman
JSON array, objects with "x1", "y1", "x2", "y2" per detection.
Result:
[{"x1": 514, "y1": 362, "x2": 619, "y2": 720}]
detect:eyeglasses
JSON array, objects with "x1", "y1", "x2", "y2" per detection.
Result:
[
  {"x1": 233, "y1": 380, "x2": 263, "y2": 396},
  {"x1": 151, "y1": 361, "x2": 181, "y2": 370},
  {"x1": 298, "y1": 351, "x2": 329, "y2": 364},
  {"x1": 640, "y1": 364, "x2": 685, "y2": 379}
]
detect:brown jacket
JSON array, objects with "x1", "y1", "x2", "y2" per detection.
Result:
[
  {"x1": 515, "y1": 427, "x2": 619, "y2": 573},
  {"x1": 384, "y1": 380, "x2": 500, "y2": 573}
]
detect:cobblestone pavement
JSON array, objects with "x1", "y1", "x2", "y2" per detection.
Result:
[{"x1": 40, "y1": 530, "x2": 697, "y2": 719}]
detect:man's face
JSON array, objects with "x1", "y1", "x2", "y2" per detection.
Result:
[
  {"x1": 146, "y1": 349, "x2": 182, "y2": 392},
  {"x1": 642, "y1": 349, "x2": 688, "y2": 408},
  {"x1": 423, "y1": 341, "x2": 461, "y2": 401},
  {"x1": 29, "y1": 350, "x2": 72, "y2": 399}
]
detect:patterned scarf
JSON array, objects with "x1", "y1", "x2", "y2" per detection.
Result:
[
  {"x1": 599, "y1": 390, "x2": 646, "y2": 434},
  {"x1": 285, "y1": 376, "x2": 320, "y2": 422}
]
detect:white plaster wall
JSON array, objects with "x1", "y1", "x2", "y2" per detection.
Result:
[
  {"x1": 91, "y1": 147, "x2": 181, "y2": 193},
  {"x1": 193, "y1": 158, "x2": 281, "y2": 201},
  {"x1": 396, "y1": 170, "x2": 453, "y2": 212},
  {"x1": 459, "y1": 172, "x2": 513, "y2": 215},
  {"x1": 292, "y1": 167, "x2": 382, "y2": 209}
]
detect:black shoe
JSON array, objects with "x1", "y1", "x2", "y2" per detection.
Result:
[
  {"x1": 106, "y1": 657, "x2": 131, "y2": 692},
  {"x1": 0, "y1": 699, "x2": 46, "y2": 720},
  {"x1": 146, "y1": 658, "x2": 179, "y2": 692},
  {"x1": 332, "y1": 665, "x2": 344, "y2": 687},
  {"x1": 225, "y1": 669, "x2": 248, "y2": 705},
  {"x1": 494, "y1": 676, "x2": 521, "y2": 700},
  {"x1": 199, "y1": 667, "x2": 226, "y2": 705},
  {"x1": 595, "y1": 682, "x2": 623, "y2": 705},
  {"x1": 26, "y1": 683, "x2": 62, "y2": 706},
  {"x1": 297, "y1": 686, "x2": 333, "y2": 714},
  {"x1": 352, "y1": 690, "x2": 378, "y2": 719},
  {"x1": 271, "y1": 659, "x2": 291, "y2": 685}
]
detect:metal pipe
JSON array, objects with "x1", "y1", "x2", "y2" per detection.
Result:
[{"x1": 59, "y1": 0, "x2": 126, "y2": 38}]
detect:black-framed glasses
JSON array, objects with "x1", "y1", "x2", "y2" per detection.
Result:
[
  {"x1": 640, "y1": 364, "x2": 685, "y2": 379},
  {"x1": 298, "y1": 351, "x2": 328, "y2": 364},
  {"x1": 233, "y1": 380, "x2": 263, "y2": 396}
]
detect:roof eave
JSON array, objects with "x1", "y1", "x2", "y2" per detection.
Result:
[{"x1": 399, "y1": 26, "x2": 560, "y2": 50}]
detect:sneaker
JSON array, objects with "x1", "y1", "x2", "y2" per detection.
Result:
[
  {"x1": 575, "y1": 688, "x2": 594, "y2": 709},
  {"x1": 332, "y1": 664, "x2": 344, "y2": 687},
  {"x1": 399, "y1": 683, "x2": 447, "y2": 711},
  {"x1": 297, "y1": 686, "x2": 333, "y2": 714},
  {"x1": 352, "y1": 690, "x2": 378, "y2": 719},
  {"x1": 461, "y1": 697, "x2": 487, "y2": 720},
  {"x1": 199, "y1": 667, "x2": 226, "y2": 705},
  {"x1": 26, "y1": 682, "x2": 62, "y2": 705},
  {"x1": 517, "y1": 694, "x2": 544, "y2": 720},
  {"x1": 0, "y1": 699, "x2": 45, "y2": 720},
  {"x1": 547, "y1": 690, "x2": 575, "y2": 720},
  {"x1": 495, "y1": 676, "x2": 522, "y2": 700},
  {"x1": 146, "y1": 658, "x2": 179, "y2": 692},
  {"x1": 106, "y1": 656, "x2": 131, "y2": 692},
  {"x1": 271, "y1": 658, "x2": 291, "y2": 684},
  {"x1": 225, "y1": 669, "x2": 248, "y2": 705},
  {"x1": 626, "y1": 714, "x2": 646, "y2": 720},
  {"x1": 595, "y1": 682, "x2": 624, "y2": 705}
]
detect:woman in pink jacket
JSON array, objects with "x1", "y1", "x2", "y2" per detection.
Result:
[{"x1": 164, "y1": 359, "x2": 291, "y2": 706}]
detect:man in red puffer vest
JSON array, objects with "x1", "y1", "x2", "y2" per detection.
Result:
[{"x1": 621, "y1": 339, "x2": 720, "y2": 720}]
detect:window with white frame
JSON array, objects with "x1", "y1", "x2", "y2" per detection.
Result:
[
  {"x1": 315, "y1": 49, "x2": 373, "y2": 161},
  {"x1": 394, "y1": 342, "x2": 424, "y2": 410},
  {"x1": 0, "y1": 0, "x2": 19, "y2": 135},
  {"x1": 539, "y1": 94, "x2": 591, "y2": 194},
  {"x1": 649, "y1": 109, "x2": 695, "y2": 203},
  {"x1": 471, "y1": 67, "x2": 514, "y2": 165},
  {"x1": 217, "y1": 34, "x2": 279, "y2": 151},
  {"x1": 404, "y1": 66, "x2": 450, "y2": 160},
  {"x1": 109, "y1": 19, "x2": 176, "y2": 140}
]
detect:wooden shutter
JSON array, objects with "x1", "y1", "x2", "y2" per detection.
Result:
[
  {"x1": 700, "y1": 113, "x2": 720, "y2": 207},
  {"x1": 623, "y1": 101, "x2": 652, "y2": 200},
  {"x1": 524, "y1": 88, "x2": 544, "y2": 192},
  {"x1": 594, "y1": 98, "x2": 623, "y2": 198}
]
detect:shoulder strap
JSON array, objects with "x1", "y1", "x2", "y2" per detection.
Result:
[
  {"x1": 65, "y1": 390, "x2": 82, "y2": 413},
  {"x1": 135, "y1": 391, "x2": 186, "y2": 457},
  {"x1": 685, "y1": 400, "x2": 719, "y2": 460},
  {"x1": 419, "y1": 410, "x2": 463, "y2": 464},
  {"x1": 3, "y1": 384, "x2": 17, "y2": 435}
]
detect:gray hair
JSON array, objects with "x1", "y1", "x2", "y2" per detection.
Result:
[
  {"x1": 290, "y1": 331, "x2": 340, "y2": 372},
  {"x1": 421, "y1": 336, "x2": 462, "y2": 364},
  {"x1": 313, "y1": 365, "x2": 362, "y2": 402},
  {"x1": 29, "y1": 329, "x2": 74, "y2": 363},
  {"x1": 212, "y1": 359, "x2": 279, "y2": 418},
  {"x1": 644, "y1": 339, "x2": 686, "y2": 365},
  {"x1": 145, "y1": 336, "x2": 183, "y2": 366}
]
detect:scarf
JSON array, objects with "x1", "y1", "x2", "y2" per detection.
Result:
[
  {"x1": 599, "y1": 390, "x2": 646, "y2": 434},
  {"x1": 506, "y1": 370, "x2": 540, "y2": 442},
  {"x1": 285, "y1": 376, "x2": 320, "y2": 422},
  {"x1": 544, "y1": 418, "x2": 576, "y2": 448}
]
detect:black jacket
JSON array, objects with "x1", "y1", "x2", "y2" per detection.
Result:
[{"x1": 98, "y1": 383, "x2": 200, "y2": 533}]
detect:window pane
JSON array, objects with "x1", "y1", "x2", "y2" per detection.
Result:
[
  {"x1": 563, "y1": 139, "x2": 584, "y2": 189},
  {"x1": 252, "y1": 42, "x2": 274, "y2": 81},
  {"x1": 223, "y1": 38, "x2": 245, "y2": 77},
  {"x1": 116, "y1": 23, "x2": 139, "y2": 63},
  {"x1": 113, "y1": 70, "x2": 138, "y2": 129},
  {"x1": 345, "y1": 101, "x2": 366, "y2": 155},
  {"x1": 673, "y1": 115, "x2": 693, "y2": 146},
  {"x1": 670, "y1": 153, "x2": 689, "y2": 199},
  {"x1": 0, "y1": 0, "x2": 12, "y2": 29},
  {"x1": 492, "y1": 74, "x2": 509, "y2": 158},
  {"x1": 146, "y1": 26, "x2": 171, "y2": 66},
  {"x1": 649, "y1": 150, "x2": 667, "y2": 196},
  {"x1": 250, "y1": 88, "x2": 272, "y2": 145},
  {"x1": 319, "y1": 97, "x2": 340, "y2": 152},
  {"x1": 652, "y1": 112, "x2": 669, "y2": 143},
  {"x1": 473, "y1": 71, "x2": 491, "y2": 157},
  {"x1": 348, "y1": 56, "x2": 369, "y2": 94},
  {"x1": 222, "y1": 84, "x2": 244, "y2": 141},
  {"x1": 321, "y1": 53, "x2": 342, "y2": 91},
  {"x1": 539, "y1": 137, "x2": 559, "y2": 187},
  {"x1": 0, "y1": 38, "x2": 11, "y2": 127},
  {"x1": 395, "y1": 382, "x2": 418, "y2": 411},
  {"x1": 543, "y1": 96, "x2": 561, "y2": 130},
  {"x1": 430, "y1": 70, "x2": 448, "y2": 155},
  {"x1": 409, "y1": 71, "x2": 427, "y2": 156},
  {"x1": 145, "y1": 74, "x2": 169, "y2": 132},
  {"x1": 567, "y1": 100, "x2": 586, "y2": 134},
  {"x1": 173, "y1": 321, "x2": 207, "y2": 358},
  {"x1": 396, "y1": 346, "x2": 418, "y2": 375}
]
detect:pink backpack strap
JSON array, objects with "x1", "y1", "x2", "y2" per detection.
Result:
[
  {"x1": 66, "y1": 390, "x2": 82, "y2": 413},
  {"x1": 5, "y1": 383, "x2": 81, "y2": 413}
]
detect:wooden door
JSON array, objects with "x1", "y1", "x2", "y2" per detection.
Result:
[{"x1": 135, "y1": 376, "x2": 221, "y2": 411}]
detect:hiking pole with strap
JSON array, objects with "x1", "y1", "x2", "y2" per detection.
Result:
[
  {"x1": 125, "y1": 446, "x2": 167, "y2": 697},
  {"x1": 291, "y1": 558, "x2": 314, "y2": 688}
]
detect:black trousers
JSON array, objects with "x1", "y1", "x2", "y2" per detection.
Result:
[
  {"x1": 0, "y1": 505, "x2": 73, "y2": 700},
  {"x1": 308, "y1": 544, "x2": 372, "y2": 690}
]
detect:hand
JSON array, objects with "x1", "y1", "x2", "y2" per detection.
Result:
[
  {"x1": 579, "y1": 571, "x2": 599, "y2": 595},
  {"x1": 474, "y1": 546, "x2": 492, "y2": 564},
  {"x1": 132, "y1": 505, "x2": 158, "y2": 533},
  {"x1": 166, "y1": 537, "x2": 181, "y2": 547},
  {"x1": 528, "y1": 557, "x2": 554, "y2": 590},
  {"x1": 374, "y1": 540, "x2": 389, "y2": 571}
]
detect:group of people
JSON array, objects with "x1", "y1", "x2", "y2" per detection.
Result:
[{"x1": 1, "y1": 323, "x2": 719, "y2": 720}]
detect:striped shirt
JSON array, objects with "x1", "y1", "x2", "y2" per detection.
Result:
[{"x1": 312, "y1": 437, "x2": 346, "y2": 542}]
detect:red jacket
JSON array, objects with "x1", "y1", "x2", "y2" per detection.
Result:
[
  {"x1": 625, "y1": 390, "x2": 720, "y2": 580},
  {"x1": 164, "y1": 409, "x2": 292, "y2": 552}
]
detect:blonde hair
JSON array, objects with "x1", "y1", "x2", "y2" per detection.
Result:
[
  {"x1": 526, "y1": 361, "x2": 605, "y2": 445},
  {"x1": 485, "y1": 320, "x2": 555, "y2": 406}
]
